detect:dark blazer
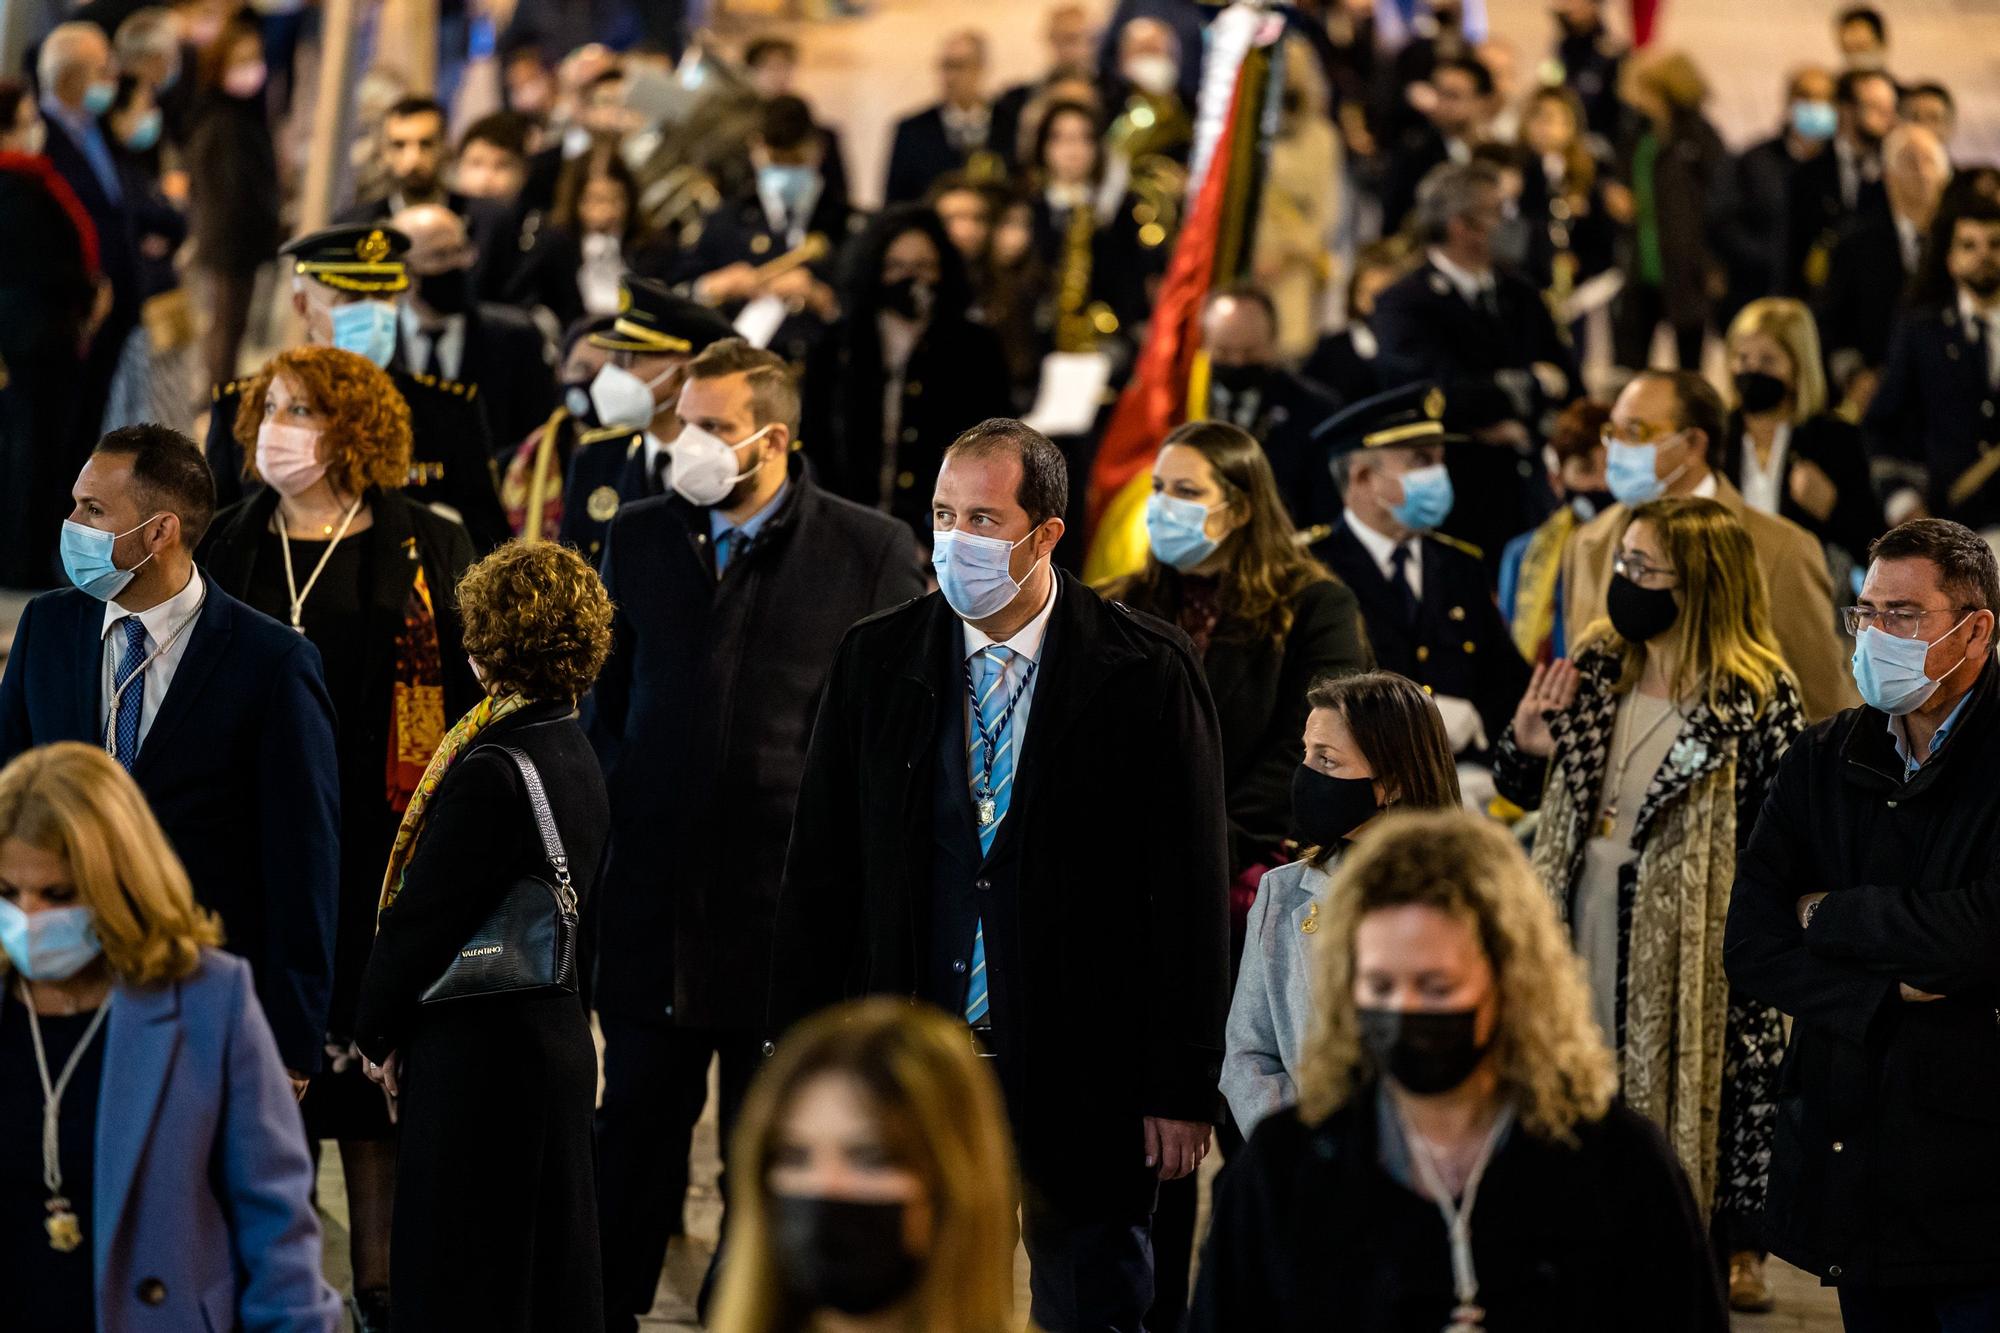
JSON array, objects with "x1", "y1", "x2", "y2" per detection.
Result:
[
  {"x1": 556, "y1": 428, "x2": 655, "y2": 564},
  {"x1": 1718, "y1": 412, "x2": 1880, "y2": 569},
  {"x1": 672, "y1": 188, "x2": 857, "y2": 364},
  {"x1": 1119, "y1": 576, "x2": 1372, "y2": 869},
  {"x1": 1377, "y1": 123, "x2": 1450, "y2": 236},
  {"x1": 1785, "y1": 146, "x2": 1888, "y2": 299},
  {"x1": 334, "y1": 189, "x2": 471, "y2": 228},
  {"x1": 1865, "y1": 301, "x2": 2000, "y2": 530},
  {"x1": 1712, "y1": 132, "x2": 1807, "y2": 323},
  {"x1": 586, "y1": 462, "x2": 925, "y2": 1028},
  {"x1": 1190, "y1": 1091, "x2": 1726, "y2": 1332},
  {"x1": 884, "y1": 102, "x2": 999, "y2": 204},
  {"x1": 800, "y1": 313, "x2": 1013, "y2": 539},
  {"x1": 1207, "y1": 370, "x2": 1344, "y2": 529},
  {"x1": 41, "y1": 111, "x2": 137, "y2": 323},
  {"x1": 768, "y1": 575, "x2": 1232, "y2": 1210},
  {"x1": 0, "y1": 582, "x2": 339, "y2": 1073},
  {"x1": 1819, "y1": 213, "x2": 1918, "y2": 373},
  {"x1": 1313, "y1": 520, "x2": 1529, "y2": 750},
  {"x1": 1726, "y1": 658, "x2": 2000, "y2": 1286},
  {"x1": 91, "y1": 951, "x2": 342, "y2": 1333},
  {"x1": 206, "y1": 366, "x2": 509, "y2": 551},
  {"x1": 452, "y1": 301, "x2": 558, "y2": 457},
  {"x1": 1302, "y1": 327, "x2": 1383, "y2": 409}
]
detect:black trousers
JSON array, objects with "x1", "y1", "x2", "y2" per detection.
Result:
[
  {"x1": 1613, "y1": 280, "x2": 1707, "y2": 373},
  {"x1": 1021, "y1": 1168, "x2": 1160, "y2": 1333},
  {"x1": 594, "y1": 1015, "x2": 760, "y2": 1333}
]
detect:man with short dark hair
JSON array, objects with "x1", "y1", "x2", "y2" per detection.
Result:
[
  {"x1": 885, "y1": 29, "x2": 1001, "y2": 203},
  {"x1": 454, "y1": 110, "x2": 533, "y2": 203},
  {"x1": 1787, "y1": 67, "x2": 1896, "y2": 298},
  {"x1": 769, "y1": 418, "x2": 1230, "y2": 1332},
  {"x1": 1901, "y1": 81, "x2": 1956, "y2": 148},
  {"x1": 1380, "y1": 55, "x2": 1493, "y2": 234},
  {"x1": 0, "y1": 425, "x2": 340, "y2": 1088},
  {"x1": 1835, "y1": 4, "x2": 1889, "y2": 71},
  {"x1": 1199, "y1": 285, "x2": 1341, "y2": 528},
  {"x1": 340, "y1": 95, "x2": 457, "y2": 221},
  {"x1": 1728, "y1": 517, "x2": 2000, "y2": 1328},
  {"x1": 588, "y1": 338, "x2": 923, "y2": 1333},
  {"x1": 1566, "y1": 370, "x2": 1856, "y2": 719}
]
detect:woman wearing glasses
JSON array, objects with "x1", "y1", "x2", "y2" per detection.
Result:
[{"x1": 1494, "y1": 496, "x2": 1804, "y2": 1313}]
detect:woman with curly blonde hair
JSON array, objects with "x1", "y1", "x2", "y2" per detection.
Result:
[
  {"x1": 197, "y1": 343, "x2": 479, "y2": 1331},
  {"x1": 1190, "y1": 810, "x2": 1725, "y2": 1333},
  {"x1": 710, "y1": 998, "x2": 1018, "y2": 1333},
  {"x1": 353, "y1": 541, "x2": 615, "y2": 1333}
]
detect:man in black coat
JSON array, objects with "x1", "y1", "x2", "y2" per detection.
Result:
[
  {"x1": 991, "y1": 2, "x2": 1098, "y2": 168},
  {"x1": 768, "y1": 420, "x2": 1230, "y2": 1332},
  {"x1": 1309, "y1": 384, "x2": 1529, "y2": 760},
  {"x1": 1712, "y1": 66, "x2": 1835, "y2": 328},
  {"x1": 204, "y1": 224, "x2": 510, "y2": 550},
  {"x1": 334, "y1": 95, "x2": 463, "y2": 223},
  {"x1": 392, "y1": 202, "x2": 558, "y2": 456},
  {"x1": 884, "y1": 29, "x2": 1005, "y2": 204},
  {"x1": 1372, "y1": 160, "x2": 1571, "y2": 570},
  {"x1": 1820, "y1": 122, "x2": 1948, "y2": 387},
  {"x1": 1865, "y1": 204, "x2": 2000, "y2": 532},
  {"x1": 1550, "y1": 0, "x2": 1624, "y2": 141},
  {"x1": 1726, "y1": 519, "x2": 2000, "y2": 1323},
  {"x1": 1200, "y1": 285, "x2": 1343, "y2": 530},
  {"x1": 587, "y1": 341, "x2": 924, "y2": 1333},
  {"x1": 1785, "y1": 68, "x2": 1895, "y2": 300},
  {"x1": 0, "y1": 426, "x2": 339, "y2": 1085},
  {"x1": 1377, "y1": 56, "x2": 1491, "y2": 235},
  {"x1": 556, "y1": 276, "x2": 735, "y2": 564}
]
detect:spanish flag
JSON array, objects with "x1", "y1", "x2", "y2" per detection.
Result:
[{"x1": 1082, "y1": 8, "x2": 1278, "y2": 583}]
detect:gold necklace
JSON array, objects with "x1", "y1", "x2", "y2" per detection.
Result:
[{"x1": 1597, "y1": 690, "x2": 1682, "y2": 840}]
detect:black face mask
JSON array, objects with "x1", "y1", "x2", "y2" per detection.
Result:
[
  {"x1": 1733, "y1": 370, "x2": 1790, "y2": 415},
  {"x1": 1568, "y1": 488, "x2": 1616, "y2": 521},
  {"x1": 770, "y1": 1195, "x2": 922, "y2": 1316},
  {"x1": 1292, "y1": 766, "x2": 1381, "y2": 850},
  {"x1": 562, "y1": 377, "x2": 598, "y2": 427},
  {"x1": 879, "y1": 277, "x2": 932, "y2": 320},
  {"x1": 1210, "y1": 362, "x2": 1270, "y2": 398},
  {"x1": 419, "y1": 268, "x2": 470, "y2": 315},
  {"x1": 1606, "y1": 570, "x2": 1680, "y2": 642},
  {"x1": 1357, "y1": 1005, "x2": 1490, "y2": 1095}
]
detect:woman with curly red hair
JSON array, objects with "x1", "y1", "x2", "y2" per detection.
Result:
[{"x1": 196, "y1": 343, "x2": 479, "y2": 1332}]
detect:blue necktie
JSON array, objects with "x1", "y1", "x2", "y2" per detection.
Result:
[
  {"x1": 111, "y1": 616, "x2": 148, "y2": 771},
  {"x1": 964, "y1": 646, "x2": 1024, "y2": 1025},
  {"x1": 714, "y1": 527, "x2": 735, "y2": 576}
]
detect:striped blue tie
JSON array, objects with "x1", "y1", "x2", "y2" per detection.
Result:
[
  {"x1": 111, "y1": 616, "x2": 148, "y2": 771},
  {"x1": 964, "y1": 646, "x2": 1019, "y2": 1026}
]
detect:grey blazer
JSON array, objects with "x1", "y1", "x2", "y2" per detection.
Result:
[{"x1": 1221, "y1": 857, "x2": 1336, "y2": 1133}]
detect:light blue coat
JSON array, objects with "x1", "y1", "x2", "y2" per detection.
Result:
[
  {"x1": 92, "y1": 948, "x2": 340, "y2": 1333},
  {"x1": 1221, "y1": 859, "x2": 1335, "y2": 1134}
]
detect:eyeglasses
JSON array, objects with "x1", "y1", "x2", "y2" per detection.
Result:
[
  {"x1": 1599, "y1": 423, "x2": 1682, "y2": 448},
  {"x1": 1613, "y1": 552, "x2": 1677, "y2": 586},
  {"x1": 1842, "y1": 605, "x2": 1974, "y2": 637}
]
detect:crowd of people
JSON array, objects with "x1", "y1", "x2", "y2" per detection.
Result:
[{"x1": 2, "y1": 0, "x2": 2000, "y2": 1331}]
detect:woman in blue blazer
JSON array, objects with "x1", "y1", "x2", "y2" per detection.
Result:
[{"x1": 0, "y1": 742, "x2": 339, "y2": 1333}]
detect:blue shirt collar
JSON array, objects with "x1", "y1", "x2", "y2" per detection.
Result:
[
  {"x1": 708, "y1": 476, "x2": 789, "y2": 546},
  {"x1": 1888, "y1": 683, "x2": 1977, "y2": 779},
  {"x1": 39, "y1": 92, "x2": 93, "y2": 140}
]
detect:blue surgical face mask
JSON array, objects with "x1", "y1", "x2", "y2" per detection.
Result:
[
  {"x1": 329, "y1": 299, "x2": 400, "y2": 368},
  {"x1": 82, "y1": 81, "x2": 117, "y2": 116},
  {"x1": 0, "y1": 900, "x2": 103, "y2": 981},
  {"x1": 1605, "y1": 434, "x2": 1689, "y2": 507},
  {"x1": 1389, "y1": 463, "x2": 1454, "y2": 531},
  {"x1": 1851, "y1": 615, "x2": 1972, "y2": 715},
  {"x1": 758, "y1": 163, "x2": 819, "y2": 217},
  {"x1": 123, "y1": 107, "x2": 163, "y2": 152},
  {"x1": 1145, "y1": 493, "x2": 1221, "y2": 571},
  {"x1": 1790, "y1": 99, "x2": 1837, "y2": 141},
  {"x1": 60, "y1": 514, "x2": 162, "y2": 601},
  {"x1": 932, "y1": 527, "x2": 1043, "y2": 621}
]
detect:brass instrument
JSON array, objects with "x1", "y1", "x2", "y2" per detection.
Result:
[
  {"x1": 640, "y1": 163, "x2": 725, "y2": 253},
  {"x1": 1053, "y1": 202, "x2": 1113, "y2": 353},
  {"x1": 751, "y1": 232, "x2": 830, "y2": 285}
]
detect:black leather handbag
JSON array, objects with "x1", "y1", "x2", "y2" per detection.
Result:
[{"x1": 420, "y1": 745, "x2": 579, "y2": 1004}]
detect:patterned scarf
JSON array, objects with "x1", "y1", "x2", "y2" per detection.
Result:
[
  {"x1": 385, "y1": 563, "x2": 446, "y2": 813},
  {"x1": 378, "y1": 691, "x2": 527, "y2": 912}
]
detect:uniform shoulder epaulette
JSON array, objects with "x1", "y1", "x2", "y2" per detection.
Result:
[
  {"x1": 211, "y1": 379, "x2": 242, "y2": 401},
  {"x1": 1294, "y1": 523, "x2": 1334, "y2": 547},
  {"x1": 575, "y1": 425, "x2": 642, "y2": 449},
  {"x1": 407, "y1": 370, "x2": 479, "y2": 400},
  {"x1": 1427, "y1": 531, "x2": 1485, "y2": 562}
]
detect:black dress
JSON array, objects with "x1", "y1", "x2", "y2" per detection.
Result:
[
  {"x1": 0, "y1": 991, "x2": 106, "y2": 1333},
  {"x1": 199, "y1": 491, "x2": 480, "y2": 1140},
  {"x1": 353, "y1": 701, "x2": 610, "y2": 1333}
]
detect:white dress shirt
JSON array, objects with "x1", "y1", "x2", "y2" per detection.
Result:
[
  {"x1": 1737, "y1": 422, "x2": 1791, "y2": 517},
  {"x1": 579, "y1": 233, "x2": 626, "y2": 316},
  {"x1": 400, "y1": 305, "x2": 467, "y2": 381},
  {"x1": 1426, "y1": 248, "x2": 1496, "y2": 310},
  {"x1": 940, "y1": 102, "x2": 991, "y2": 156},
  {"x1": 100, "y1": 568, "x2": 206, "y2": 753},
  {"x1": 1343, "y1": 509, "x2": 1422, "y2": 599},
  {"x1": 961, "y1": 572, "x2": 1058, "y2": 774}
]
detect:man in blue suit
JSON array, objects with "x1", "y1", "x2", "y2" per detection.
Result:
[{"x1": 0, "y1": 425, "x2": 339, "y2": 1087}]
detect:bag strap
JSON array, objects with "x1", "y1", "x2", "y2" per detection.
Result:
[{"x1": 494, "y1": 745, "x2": 575, "y2": 912}]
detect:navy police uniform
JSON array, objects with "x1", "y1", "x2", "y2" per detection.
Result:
[
  {"x1": 1307, "y1": 384, "x2": 1530, "y2": 748},
  {"x1": 1866, "y1": 300, "x2": 2000, "y2": 531},
  {"x1": 671, "y1": 187, "x2": 856, "y2": 366},
  {"x1": 556, "y1": 276, "x2": 735, "y2": 563}
]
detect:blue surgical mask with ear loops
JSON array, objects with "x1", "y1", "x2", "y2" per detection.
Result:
[
  {"x1": 1145, "y1": 493, "x2": 1222, "y2": 570},
  {"x1": 329, "y1": 299, "x2": 399, "y2": 368},
  {"x1": 1388, "y1": 463, "x2": 1455, "y2": 531},
  {"x1": 1851, "y1": 614, "x2": 1973, "y2": 715}
]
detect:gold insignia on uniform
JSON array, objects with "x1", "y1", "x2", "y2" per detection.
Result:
[
  {"x1": 1415, "y1": 645, "x2": 1431, "y2": 662},
  {"x1": 586, "y1": 486, "x2": 621, "y2": 523},
  {"x1": 358, "y1": 229, "x2": 391, "y2": 263},
  {"x1": 1424, "y1": 387, "x2": 1446, "y2": 420},
  {"x1": 618, "y1": 286, "x2": 633, "y2": 314},
  {"x1": 1463, "y1": 640, "x2": 1477, "y2": 654},
  {"x1": 751, "y1": 235, "x2": 772, "y2": 255},
  {"x1": 1138, "y1": 222, "x2": 1167, "y2": 249},
  {"x1": 1448, "y1": 605, "x2": 1466, "y2": 621}
]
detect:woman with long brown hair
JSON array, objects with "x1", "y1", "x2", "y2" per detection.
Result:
[
  {"x1": 710, "y1": 998, "x2": 1018, "y2": 1333},
  {"x1": 1496, "y1": 495, "x2": 1803, "y2": 1312}
]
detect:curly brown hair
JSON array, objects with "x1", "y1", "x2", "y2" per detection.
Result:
[
  {"x1": 233, "y1": 346, "x2": 413, "y2": 495},
  {"x1": 456, "y1": 541, "x2": 614, "y2": 704}
]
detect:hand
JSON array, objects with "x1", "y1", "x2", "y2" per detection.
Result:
[
  {"x1": 1899, "y1": 983, "x2": 1946, "y2": 1003},
  {"x1": 1795, "y1": 891, "x2": 1828, "y2": 928},
  {"x1": 1510, "y1": 660, "x2": 1580, "y2": 759},
  {"x1": 697, "y1": 262, "x2": 760, "y2": 305},
  {"x1": 1603, "y1": 182, "x2": 1637, "y2": 225},
  {"x1": 764, "y1": 266, "x2": 817, "y2": 305},
  {"x1": 1841, "y1": 368, "x2": 1881, "y2": 420},
  {"x1": 1788, "y1": 459, "x2": 1838, "y2": 523},
  {"x1": 1143, "y1": 1116, "x2": 1212, "y2": 1181},
  {"x1": 1529, "y1": 360, "x2": 1570, "y2": 402},
  {"x1": 285, "y1": 1070, "x2": 310, "y2": 1103},
  {"x1": 363, "y1": 1051, "x2": 400, "y2": 1096}
]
